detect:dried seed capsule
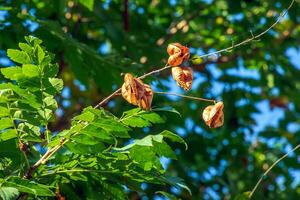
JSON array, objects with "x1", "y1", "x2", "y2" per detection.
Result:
[
  {"x1": 138, "y1": 83, "x2": 153, "y2": 110},
  {"x1": 171, "y1": 66, "x2": 193, "y2": 91},
  {"x1": 122, "y1": 73, "x2": 139, "y2": 105},
  {"x1": 167, "y1": 43, "x2": 182, "y2": 55},
  {"x1": 167, "y1": 43, "x2": 190, "y2": 66},
  {"x1": 202, "y1": 101, "x2": 224, "y2": 128},
  {"x1": 121, "y1": 73, "x2": 153, "y2": 110},
  {"x1": 168, "y1": 54, "x2": 184, "y2": 66}
]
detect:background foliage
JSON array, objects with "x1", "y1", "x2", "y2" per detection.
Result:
[{"x1": 0, "y1": 0, "x2": 300, "y2": 199}]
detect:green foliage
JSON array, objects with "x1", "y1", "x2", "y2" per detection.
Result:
[
  {"x1": 77, "y1": 0, "x2": 94, "y2": 11},
  {"x1": 0, "y1": 0, "x2": 299, "y2": 199},
  {"x1": 0, "y1": 187, "x2": 19, "y2": 200},
  {"x1": 0, "y1": 37, "x2": 189, "y2": 199},
  {"x1": 120, "y1": 108, "x2": 165, "y2": 127},
  {"x1": 0, "y1": 36, "x2": 61, "y2": 145},
  {"x1": 1, "y1": 177, "x2": 54, "y2": 197},
  {"x1": 234, "y1": 192, "x2": 251, "y2": 200}
]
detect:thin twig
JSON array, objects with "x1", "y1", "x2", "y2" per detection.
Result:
[
  {"x1": 154, "y1": 91, "x2": 215, "y2": 103},
  {"x1": 198, "y1": 0, "x2": 295, "y2": 58},
  {"x1": 94, "y1": 64, "x2": 172, "y2": 108},
  {"x1": 24, "y1": 0, "x2": 296, "y2": 182},
  {"x1": 249, "y1": 143, "x2": 300, "y2": 199},
  {"x1": 95, "y1": 0, "x2": 294, "y2": 108},
  {"x1": 94, "y1": 88, "x2": 122, "y2": 108}
]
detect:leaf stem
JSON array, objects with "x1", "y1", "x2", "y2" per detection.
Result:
[
  {"x1": 249, "y1": 143, "x2": 300, "y2": 199},
  {"x1": 154, "y1": 91, "x2": 216, "y2": 103}
]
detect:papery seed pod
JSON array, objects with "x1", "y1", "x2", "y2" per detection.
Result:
[
  {"x1": 121, "y1": 73, "x2": 153, "y2": 110},
  {"x1": 168, "y1": 54, "x2": 184, "y2": 66},
  {"x1": 121, "y1": 73, "x2": 139, "y2": 105},
  {"x1": 202, "y1": 101, "x2": 224, "y2": 128},
  {"x1": 171, "y1": 66, "x2": 193, "y2": 91},
  {"x1": 167, "y1": 43, "x2": 190, "y2": 66},
  {"x1": 138, "y1": 83, "x2": 153, "y2": 110},
  {"x1": 167, "y1": 43, "x2": 182, "y2": 55}
]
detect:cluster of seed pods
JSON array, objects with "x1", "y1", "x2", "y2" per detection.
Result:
[{"x1": 121, "y1": 43, "x2": 224, "y2": 128}]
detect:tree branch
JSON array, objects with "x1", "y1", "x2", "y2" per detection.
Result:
[
  {"x1": 23, "y1": 0, "x2": 296, "y2": 182},
  {"x1": 249, "y1": 143, "x2": 300, "y2": 199}
]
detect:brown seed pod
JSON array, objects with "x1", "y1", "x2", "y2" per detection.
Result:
[
  {"x1": 138, "y1": 83, "x2": 153, "y2": 110},
  {"x1": 167, "y1": 43, "x2": 190, "y2": 66},
  {"x1": 171, "y1": 66, "x2": 193, "y2": 91},
  {"x1": 121, "y1": 73, "x2": 153, "y2": 110},
  {"x1": 202, "y1": 101, "x2": 224, "y2": 128}
]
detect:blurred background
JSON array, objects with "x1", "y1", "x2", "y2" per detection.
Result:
[{"x1": 0, "y1": 0, "x2": 300, "y2": 199}]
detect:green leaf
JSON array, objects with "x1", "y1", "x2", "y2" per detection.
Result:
[
  {"x1": 156, "y1": 191, "x2": 178, "y2": 200},
  {"x1": 1, "y1": 67, "x2": 23, "y2": 80},
  {"x1": 36, "y1": 45, "x2": 45, "y2": 64},
  {"x1": 92, "y1": 119, "x2": 130, "y2": 138},
  {"x1": 24, "y1": 36, "x2": 42, "y2": 46},
  {"x1": 65, "y1": 141, "x2": 105, "y2": 154},
  {"x1": 73, "y1": 109, "x2": 95, "y2": 122},
  {"x1": 0, "y1": 187, "x2": 19, "y2": 200},
  {"x1": 100, "y1": 181, "x2": 127, "y2": 200},
  {"x1": 0, "y1": 106, "x2": 10, "y2": 117},
  {"x1": 48, "y1": 78, "x2": 63, "y2": 93},
  {"x1": 18, "y1": 123, "x2": 42, "y2": 142},
  {"x1": 0, "y1": 129, "x2": 17, "y2": 141},
  {"x1": 163, "y1": 176, "x2": 192, "y2": 195},
  {"x1": 78, "y1": 0, "x2": 94, "y2": 11},
  {"x1": 135, "y1": 135, "x2": 155, "y2": 146},
  {"x1": 7, "y1": 49, "x2": 31, "y2": 64},
  {"x1": 152, "y1": 106, "x2": 182, "y2": 117},
  {"x1": 81, "y1": 125, "x2": 113, "y2": 142},
  {"x1": 160, "y1": 130, "x2": 188, "y2": 150},
  {"x1": 234, "y1": 192, "x2": 251, "y2": 200},
  {"x1": 22, "y1": 64, "x2": 39, "y2": 77},
  {"x1": 153, "y1": 141, "x2": 177, "y2": 160},
  {"x1": 44, "y1": 64, "x2": 59, "y2": 78},
  {"x1": 140, "y1": 112, "x2": 165, "y2": 124},
  {"x1": 129, "y1": 146, "x2": 160, "y2": 171},
  {"x1": 43, "y1": 97, "x2": 58, "y2": 110},
  {"x1": 121, "y1": 116, "x2": 151, "y2": 127},
  {"x1": 18, "y1": 43, "x2": 32, "y2": 54},
  {"x1": 73, "y1": 134, "x2": 101, "y2": 145},
  {"x1": 0, "y1": 118, "x2": 13, "y2": 129},
  {"x1": 3, "y1": 176, "x2": 54, "y2": 196},
  {"x1": 120, "y1": 108, "x2": 164, "y2": 128}
]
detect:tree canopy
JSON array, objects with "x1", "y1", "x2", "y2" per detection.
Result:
[{"x1": 0, "y1": 0, "x2": 299, "y2": 199}]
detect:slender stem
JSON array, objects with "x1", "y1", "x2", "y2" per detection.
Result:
[
  {"x1": 198, "y1": 0, "x2": 295, "y2": 58},
  {"x1": 94, "y1": 0, "x2": 295, "y2": 109},
  {"x1": 94, "y1": 88, "x2": 121, "y2": 109},
  {"x1": 154, "y1": 91, "x2": 215, "y2": 103},
  {"x1": 24, "y1": 0, "x2": 296, "y2": 181},
  {"x1": 94, "y1": 64, "x2": 172, "y2": 108},
  {"x1": 249, "y1": 143, "x2": 300, "y2": 199},
  {"x1": 138, "y1": 64, "x2": 171, "y2": 79}
]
